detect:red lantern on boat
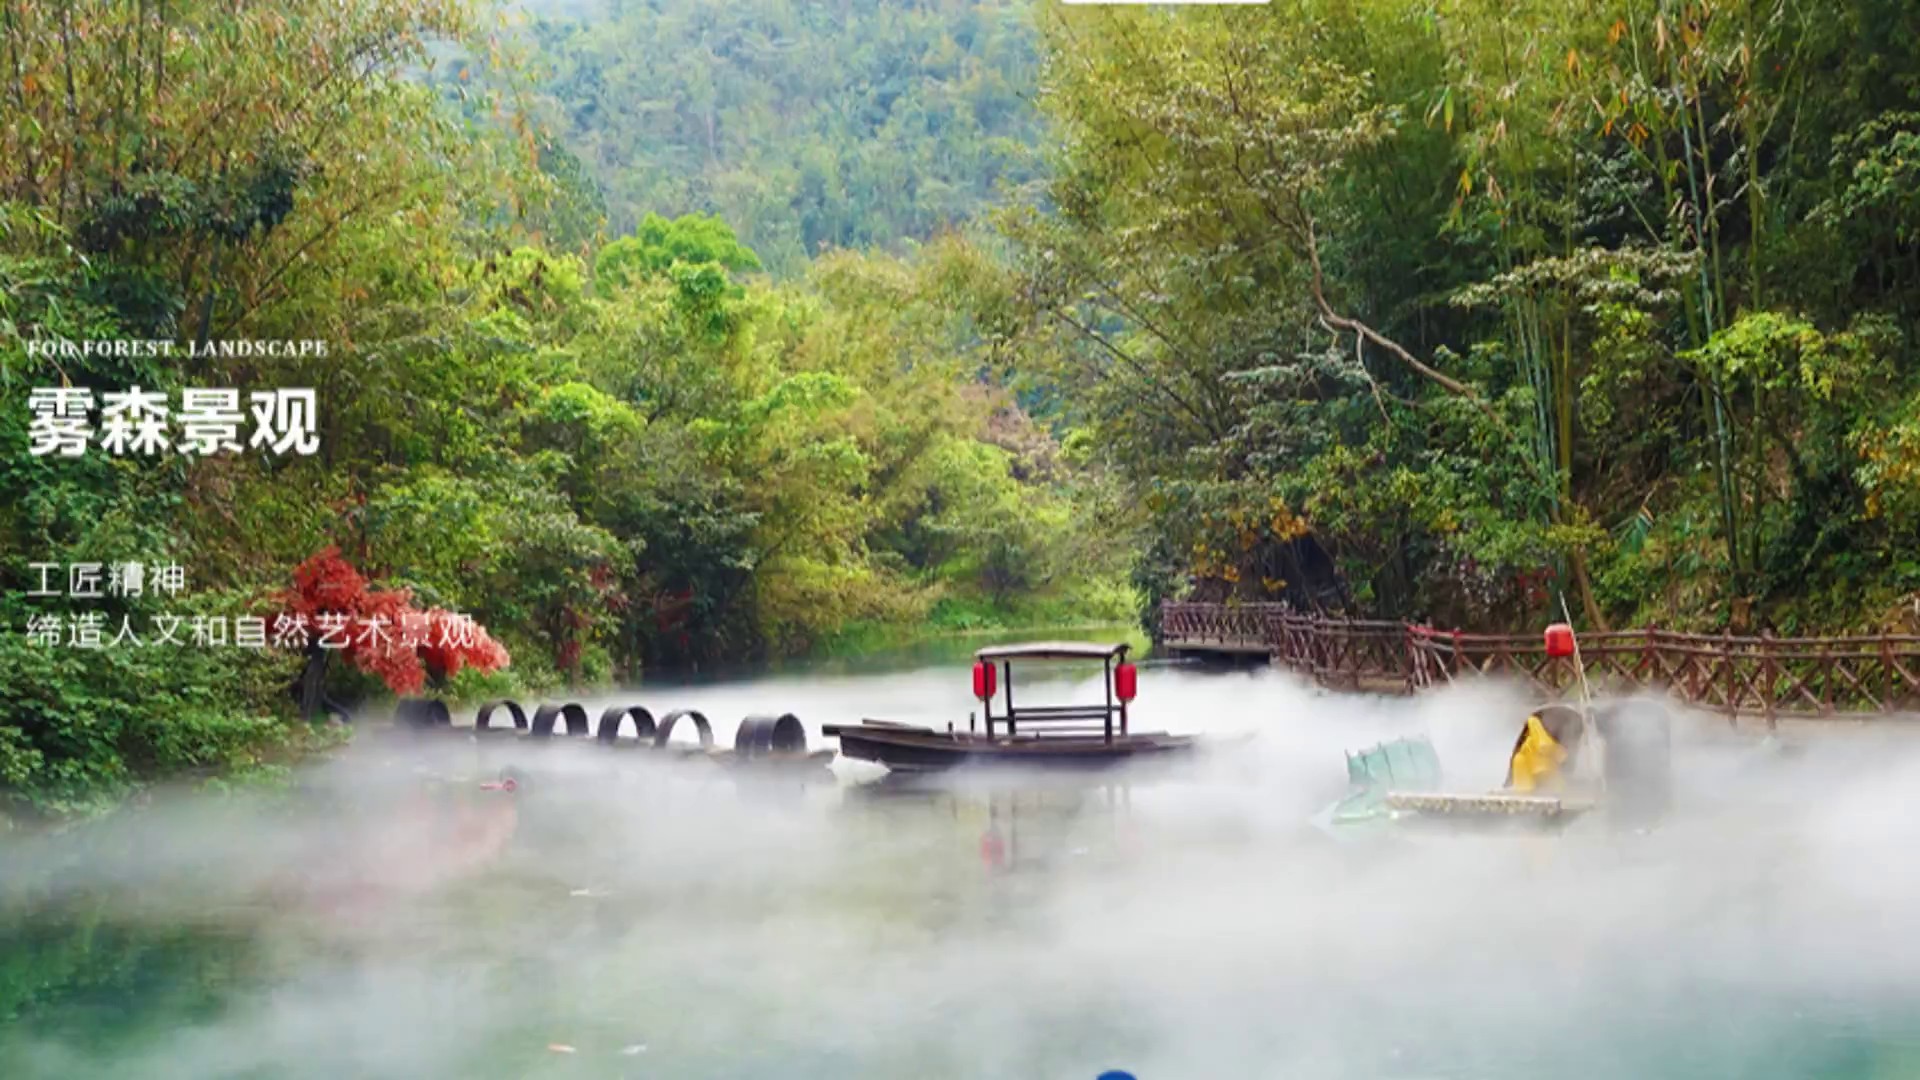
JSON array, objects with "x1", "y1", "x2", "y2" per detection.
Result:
[
  {"x1": 1544, "y1": 623, "x2": 1576, "y2": 659},
  {"x1": 1114, "y1": 662, "x2": 1138, "y2": 703},
  {"x1": 972, "y1": 660, "x2": 997, "y2": 701}
]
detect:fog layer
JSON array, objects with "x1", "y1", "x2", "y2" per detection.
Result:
[{"x1": 4, "y1": 665, "x2": 1918, "y2": 1079}]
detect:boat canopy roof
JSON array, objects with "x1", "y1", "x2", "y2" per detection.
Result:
[{"x1": 973, "y1": 641, "x2": 1131, "y2": 662}]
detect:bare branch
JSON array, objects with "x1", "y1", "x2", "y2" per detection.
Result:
[
  {"x1": 1297, "y1": 213, "x2": 1499, "y2": 422},
  {"x1": 1049, "y1": 307, "x2": 1225, "y2": 440}
]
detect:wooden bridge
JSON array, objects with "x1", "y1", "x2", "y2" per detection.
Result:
[{"x1": 1158, "y1": 601, "x2": 1920, "y2": 724}]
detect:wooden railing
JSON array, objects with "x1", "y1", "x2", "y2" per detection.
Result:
[
  {"x1": 1158, "y1": 601, "x2": 1920, "y2": 723},
  {"x1": 1157, "y1": 601, "x2": 1275, "y2": 654}
]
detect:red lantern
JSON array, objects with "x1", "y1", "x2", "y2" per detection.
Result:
[
  {"x1": 972, "y1": 660, "x2": 997, "y2": 701},
  {"x1": 1544, "y1": 623, "x2": 1576, "y2": 659},
  {"x1": 1114, "y1": 662, "x2": 1138, "y2": 703}
]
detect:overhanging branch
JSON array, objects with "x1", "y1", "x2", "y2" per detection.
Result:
[{"x1": 1297, "y1": 213, "x2": 1496, "y2": 421}]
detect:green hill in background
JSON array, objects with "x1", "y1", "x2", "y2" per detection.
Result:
[{"x1": 527, "y1": 0, "x2": 1044, "y2": 274}]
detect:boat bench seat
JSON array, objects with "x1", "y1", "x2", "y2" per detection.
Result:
[{"x1": 998, "y1": 705, "x2": 1122, "y2": 736}]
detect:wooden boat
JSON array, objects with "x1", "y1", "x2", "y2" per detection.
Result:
[{"x1": 822, "y1": 642, "x2": 1199, "y2": 772}]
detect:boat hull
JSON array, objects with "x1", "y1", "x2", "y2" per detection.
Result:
[{"x1": 822, "y1": 723, "x2": 1198, "y2": 772}]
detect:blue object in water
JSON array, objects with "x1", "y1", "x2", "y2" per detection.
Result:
[{"x1": 1097, "y1": 1072, "x2": 1137, "y2": 1080}]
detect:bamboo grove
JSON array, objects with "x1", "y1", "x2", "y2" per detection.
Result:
[{"x1": 1014, "y1": 0, "x2": 1920, "y2": 638}]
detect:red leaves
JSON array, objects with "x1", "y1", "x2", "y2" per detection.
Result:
[
  {"x1": 286, "y1": 546, "x2": 369, "y2": 620},
  {"x1": 281, "y1": 548, "x2": 510, "y2": 696},
  {"x1": 419, "y1": 608, "x2": 511, "y2": 680},
  {"x1": 355, "y1": 632, "x2": 428, "y2": 696}
]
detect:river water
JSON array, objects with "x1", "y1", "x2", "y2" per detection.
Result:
[{"x1": 5, "y1": 648, "x2": 1920, "y2": 1078}]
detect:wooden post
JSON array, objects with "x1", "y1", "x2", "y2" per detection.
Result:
[
  {"x1": 1723, "y1": 630, "x2": 1737, "y2": 727},
  {"x1": 1003, "y1": 661, "x2": 1015, "y2": 737},
  {"x1": 1882, "y1": 634, "x2": 1896, "y2": 714},
  {"x1": 1760, "y1": 630, "x2": 1777, "y2": 732},
  {"x1": 1104, "y1": 656, "x2": 1114, "y2": 744},
  {"x1": 1344, "y1": 614, "x2": 1359, "y2": 687},
  {"x1": 1819, "y1": 640, "x2": 1833, "y2": 715}
]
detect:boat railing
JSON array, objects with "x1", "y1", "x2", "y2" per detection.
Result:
[{"x1": 995, "y1": 704, "x2": 1120, "y2": 739}]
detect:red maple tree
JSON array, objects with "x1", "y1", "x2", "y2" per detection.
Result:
[{"x1": 281, "y1": 547, "x2": 510, "y2": 695}]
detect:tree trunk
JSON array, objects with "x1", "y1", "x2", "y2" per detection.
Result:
[
  {"x1": 1570, "y1": 547, "x2": 1609, "y2": 632},
  {"x1": 294, "y1": 645, "x2": 351, "y2": 722},
  {"x1": 295, "y1": 645, "x2": 328, "y2": 721}
]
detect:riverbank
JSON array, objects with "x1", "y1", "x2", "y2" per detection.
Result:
[{"x1": 0, "y1": 618, "x2": 1147, "y2": 826}]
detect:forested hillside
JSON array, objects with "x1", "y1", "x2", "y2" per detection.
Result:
[
  {"x1": 0, "y1": 0, "x2": 1115, "y2": 812},
  {"x1": 1002, "y1": 0, "x2": 1920, "y2": 639},
  {"x1": 525, "y1": 0, "x2": 1043, "y2": 273},
  {"x1": 4, "y1": 0, "x2": 1919, "y2": 813}
]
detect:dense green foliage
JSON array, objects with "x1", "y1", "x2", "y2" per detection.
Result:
[
  {"x1": 1005, "y1": 0, "x2": 1920, "y2": 636},
  {"x1": 5, "y1": 0, "x2": 1918, "y2": 812},
  {"x1": 0, "y1": 0, "x2": 1119, "y2": 815},
  {"x1": 524, "y1": 0, "x2": 1044, "y2": 273}
]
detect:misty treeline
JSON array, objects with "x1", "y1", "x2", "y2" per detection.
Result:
[
  {"x1": 0, "y1": 0, "x2": 1123, "y2": 812},
  {"x1": 2, "y1": 0, "x2": 1918, "y2": 811},
  {"x1": 526, "y1": 0, "x2": 1044, "y2": 276}
]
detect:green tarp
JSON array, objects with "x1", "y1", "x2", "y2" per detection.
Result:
[{"x1": 1329, "y1": 736, "x2": 1443, "y2": 825}]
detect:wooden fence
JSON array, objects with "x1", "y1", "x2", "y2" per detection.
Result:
[{"x1": 1158, "y1": 601, "x2": 1920, "y2": 724}]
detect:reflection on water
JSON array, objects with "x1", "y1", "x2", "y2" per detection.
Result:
[
  {"x1": 849, "y1": 774, "x2": 1136, "y2": 879},
  {"x1": 6, "y1": 663, "x2": 1920, "y2": 1078}
]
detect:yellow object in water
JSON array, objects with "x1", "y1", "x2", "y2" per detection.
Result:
[{"x1": 1507, "y1": 714, "x2": 1567, "y2": 793}]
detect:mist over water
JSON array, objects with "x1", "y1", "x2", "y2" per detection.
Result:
[{"x1": 5, "y1": 661, "x2": 1920, "y2": 1079}]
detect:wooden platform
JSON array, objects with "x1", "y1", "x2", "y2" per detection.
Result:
[{"x1": 1162, "y1": 637, "x2": 1271, "y2": 657}]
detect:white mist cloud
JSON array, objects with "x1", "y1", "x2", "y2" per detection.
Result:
[{"x1": 5, "y1": 664, "x2": 1920, "y2": 1079}]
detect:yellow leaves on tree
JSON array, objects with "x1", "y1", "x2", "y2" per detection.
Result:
[
  {"x1": 1188, "y1": 498, "x2": 1311, "y2": 589},
  {"x1": 1856, "y1": 417, "x2": 1920, "y2": 521}
]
